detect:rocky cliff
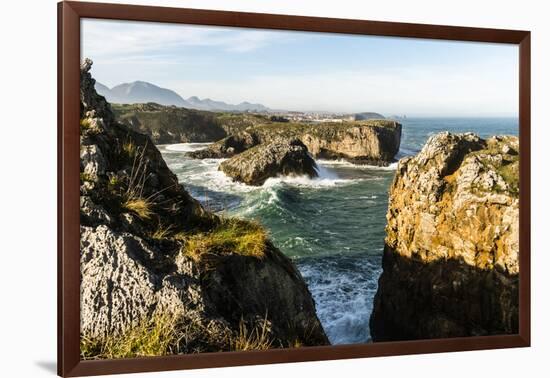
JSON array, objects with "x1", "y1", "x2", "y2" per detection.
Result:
[
  {"x1": 370, "y1": 132, "x2": 519, "y2": 341},
  {"x1": 112, "y1": 103, "x2": 272, "y2": 144},
  {"x1": 189, "y1": 120, "x2": 402, "y2": 166},
  {"x1": 111, "y1": 103, "x2": 227, "y2": 144},
  {"x1": 79, "y1": 59, "x2": 328, "y2": 359}
]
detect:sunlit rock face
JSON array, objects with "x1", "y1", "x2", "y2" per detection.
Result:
[{"x1": 370, "y1": 132, "x2": 519, "y2": 341}]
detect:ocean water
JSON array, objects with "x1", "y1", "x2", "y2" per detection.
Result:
[{"x1": 158, "y1": 117, "x2": 518, "y2": 345}]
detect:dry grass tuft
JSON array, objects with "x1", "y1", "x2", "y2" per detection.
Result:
[
  {"x1": 230, "y1": 317, "x2": 273, "y2": 352},
  {"x1": 122, "y1": 140, "x2": 137, "y2": 159},
  {"x1": 152, "y1": 223, "x2": 173, "y2": 239},
  {"x1": 121, "y1": 140, "x2": 157, "y2": 220},
  {"x1": 123, "y1": 197, "x2": 154, "y2": 220},
  {"x1": 80, "y1": 312, "x2": 182, "y2": 360},
  {"x1": 80, "y1": 118, "x2": 92, "y2": 131}
]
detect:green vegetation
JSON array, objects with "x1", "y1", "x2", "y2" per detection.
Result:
[
  {"x1": 80, "y1": 311, "x2": 182, "y2": 360},
  {"x1": 80, "y1": 118, "x2": 92, "y2": 131},
  {"x1": 251, "y1": 119, "x2": 399, "y2": 140},
  {"x1": 214, "y1": 113, "x2": 269, "y2": 134},
  {"x1": 107, "y1": 175, "x2": 121, "y2": 193},
  {"x1": 497, "y1": 157, "x2": 519, "y2": 196},
  {"x1": 465, "y1": 138, "x2": 519, "y2": 197},
  {"x1": 122, "y1": 140, "x2": 137, "y2": 159},
  {"x1": 80, "y1": 118, "x2": 102, "y2": 135},
  {"x1": 112, "y1": 103, "x2": 226, "y2": 142},
  {"x1": 80, "y1": 172, "x2": 94, "y2": 182},
  {"x1": 110, "y1": 102, "x2": 398, "y2": 146},
  {"x1": 182, "y1": 217, "x2": 268, "y2": 262}
]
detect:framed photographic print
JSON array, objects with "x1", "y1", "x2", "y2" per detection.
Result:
[{"x1": 58, "y1": 1, "x2": 530, "y2": 376}]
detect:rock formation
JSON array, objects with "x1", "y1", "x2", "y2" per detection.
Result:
[
  {"x1": 190, "y1": 120, "x2": 402, "y2": 166},
  {"x1": 370, "y1": 132, "x2": 519, "y2": 341},
  {"x1": 79, "y1": 59, "x2": 328, "y2": 358},
  {"x1": 295, "y1": 122, "x2": 401, "y2": 164},
  {"x1": 187, "y1": 131, "x2": 261, "y2": 159},
  {"x1": 219, "y1": 138, "x2": 318, "y2": 186},
  {"x1": 111, "y1": 103, "x2": 227, "y2": 144}
]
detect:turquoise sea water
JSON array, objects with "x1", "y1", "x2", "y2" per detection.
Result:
[{"x1": 159, "y1": 117, "x2": 518, "y2": 345}]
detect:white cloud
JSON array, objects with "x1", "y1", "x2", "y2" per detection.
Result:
[
  {"x1": 81, "y1": 19, "x2": 294, "y2": 62},
  {"x1": 82, "y1": 19, "x2": 518, "y2": 116}
]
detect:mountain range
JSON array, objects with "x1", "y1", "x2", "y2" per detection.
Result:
[{"x1": 95, "y1": 81, "x2": 270, "y2": 112}]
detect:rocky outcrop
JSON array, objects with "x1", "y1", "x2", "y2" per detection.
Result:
[
  {"x1": 111, "y1": 104, "x2": 271, "y2": 144},
  {"x1": 79, "y1": 59, "x2": 328, "y2": 357},
  {"x1": 219, "y1": 138, "x2": 318, "y2": 186},
  {"x1": 296, "y1": 122, "x2": 401, "y2": 164},
  {"x1": 190, "y1": 120, "x2": 402, "y2": 166},
  {"x1": 112, "y1": 103, "x2": 227, "y2": 144},
  {"x1": 187, "y1": 131, "x2": 261, "y2": 159},
  {"x1": 370, "y1": 132, "x2": 519, "y2": 341}
]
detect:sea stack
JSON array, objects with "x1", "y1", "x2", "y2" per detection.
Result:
[
  {"x1": 219, "y1": 138, "x2": 318, "y2": 186},
  {"x1": 370, "y1": 132, "x2": 519, "y2": 341}
]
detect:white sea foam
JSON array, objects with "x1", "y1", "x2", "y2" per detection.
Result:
[
  {"x1": 317, "y1": 159, "x2": 398, "y2": 171},
  {"x1": 163, "y1": 143, "x2": 212, "y2": 152},
  {"x1": 262, "y1": 175, "x2": 354, "y2": 189},
  {"x1": 259, "y1": 163, "x2": 358, "y2": 189},
  {"x1": 299, "y1": 257, "x2": 381, "y2": 344}
]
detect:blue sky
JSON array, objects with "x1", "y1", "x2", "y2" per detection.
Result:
[{"x1": 81, "y1": 19, "x2": 518, "y2": 116}]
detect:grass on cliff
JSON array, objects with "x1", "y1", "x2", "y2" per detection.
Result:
[
  {"x1": 121, "y1": 141, "x2": 156, "y2": 220},
  {"x1": 123, "y1": 197, "x2": 154, "y2": 220},
  {"x1": 230, "y1": 317, "x2": 273, "y2": 352},
  {"x1": 122, "y1": 140, "x2": 137, "y2": 159},
  {"x1": 80, "y1": 118, "x2": 92, "y2": 131},
  {"x1": 181, "y1": 218, "x2": 268, "y2": 261},
  {"x1": 497, "y1": 158, "x2": 519, "y2": 196},
  {"x1": 80, "y1": 312, "x2": 182, "y2": 360},
  {"x1": 151, "y1": 223, "x2": 173, "y2": 239}
]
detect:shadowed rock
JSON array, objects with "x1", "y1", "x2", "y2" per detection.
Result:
[{"x1": 370, "y1": 132, "x2": 519, "y2": 341}]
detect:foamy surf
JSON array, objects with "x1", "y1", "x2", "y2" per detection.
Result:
[
  {"x1": 163, "y1": 142, "x2": 212, "y2": 152},
  {"x1": 317, "y1": 159, "x2": 398, "y2": 171},
  {"x1": 160, "y1": 141, "x2": 392, "y2": 345}
]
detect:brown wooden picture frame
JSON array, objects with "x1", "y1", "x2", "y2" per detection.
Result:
[{"x1": 58, "y1": 1, "x2": 531, "y2": 376}]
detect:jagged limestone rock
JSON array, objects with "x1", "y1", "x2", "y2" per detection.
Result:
[
  {"x1": 189, "y1": 121, "x2": 402, "y2": 166},
  {"x1": 219, "y1": 138, "x2": 318, "y2": 186},
  {"x1": 187, "y1": 131, "x2": 261, "y2": 159},
  {"x1": 370, "y1": 132, "x2": 519, "y2": 341},
  {"x1": 79, "y1": 59, "x2": 329, "y2": 355}
]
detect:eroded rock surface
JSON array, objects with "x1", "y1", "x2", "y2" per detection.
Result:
[
  {"x1": 79, "y1": 59, "x2": 328, "y2": 356},
  {"x1": 187, "y1": 131, "x2": 261, "y2": 159},
  {"x1": 219, "y1": 138, "x2": 318, "y2": 186},
  {"x1": 370, "y1": 132, "x2": 519, "y2": 341},
  {"x1": 189, "y1": 121, "x2": 402, "y2": 166}
]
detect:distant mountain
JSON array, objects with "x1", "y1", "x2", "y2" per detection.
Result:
[
  {"x1": 354, "y1": 112, "x2": 385, "y2": 120},
  {"x1": 94, "y1": 81, "x2": 112, "y2": 96},
  {"x1": 95, "y1": 81, "x2": 270, "y2": 112},
  {"x1": 185, "y1": 96, "x2": 269, "y2": 112},
  {"x1": 96, "y1": 81, "x2": 189, "y2": 107}
]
